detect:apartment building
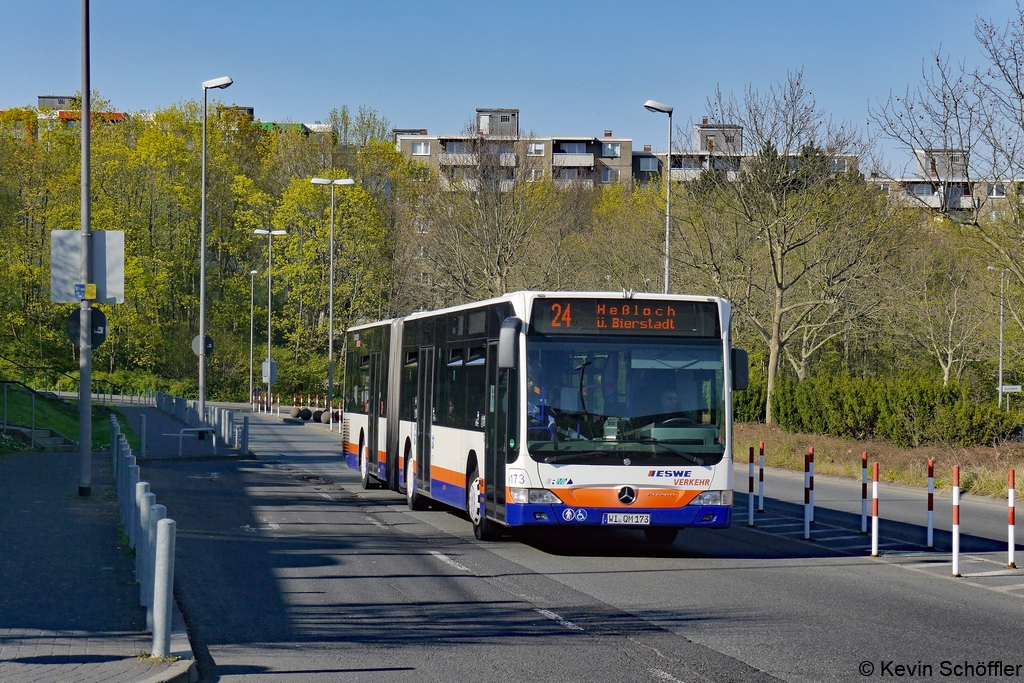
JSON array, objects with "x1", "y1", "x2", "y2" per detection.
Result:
[
  {"x1": 396, "y1": 110, "x2": 858, "y2": 191},
  {"x1": 876, "y1": 148, "x2": 1015, "y2": 213},
  {"x1": 395, "y1": 108, "x2": 635, "y2": 189}
]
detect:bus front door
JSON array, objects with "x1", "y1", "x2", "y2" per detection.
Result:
[
  {"x1": 484, "y1": 341, "x2": 513, "y2": 523},
  {"x1": 367, "y1": 351, "x2": 383, "y2": 480},
  {"x1": 416, "y1": 346, "x2": 433, "y2": 494}
]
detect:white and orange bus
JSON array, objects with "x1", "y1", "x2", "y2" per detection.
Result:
[{"x1": 342, "y1": 291, "x2": 747, "y2": 543}]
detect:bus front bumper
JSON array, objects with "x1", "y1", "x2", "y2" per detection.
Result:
[{"x1": 505, "y1": 504, "x2": 731, "y2": 528}]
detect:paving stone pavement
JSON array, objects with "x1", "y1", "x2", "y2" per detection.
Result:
[{"x1": 0, "y1": 447, "x2": 193, "y2": 683}]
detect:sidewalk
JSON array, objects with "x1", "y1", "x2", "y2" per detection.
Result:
[{"x1": 0, "y1": 449, "x2": 195, "y2": 683}]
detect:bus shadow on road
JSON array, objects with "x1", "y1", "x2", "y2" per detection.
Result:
[{"x1": 508, "y1": 495, "x2": 1007, "y2": 561}]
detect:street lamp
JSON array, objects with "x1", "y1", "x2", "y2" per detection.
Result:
[
  {"x1": 311, "y1": 176, "x2": 355, "y2": 423},
  {"x1": 255, "y1": 229, "x2": 287, "y2": 413},
  {"x1": 249, "y1": 269, "x2": 257, "y2": 406},
  {"x1": 989, "y1": 266, "x2": 1008, "y2": 408},
  {"x1": 199, "y1": 75, "x2": 232, "y2": 422},
  {"x1": 644, "y1": 99, "x2": 673, "y2": 294}
]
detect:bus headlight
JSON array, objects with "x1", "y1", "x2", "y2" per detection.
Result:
[
  {"x1": 692, "y1": 490, "x2": 733, "y2": 506},
  {"x1": 510, "y1": 488, "x2": 563, "y2": 504}
]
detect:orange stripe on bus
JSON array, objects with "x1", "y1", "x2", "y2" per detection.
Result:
[
  {"x1": 549, "y1": 488, "x2": 702, "y2": 508},
  {"x1": 429, "y1": 464, "x2": 464, "y2": 487}
]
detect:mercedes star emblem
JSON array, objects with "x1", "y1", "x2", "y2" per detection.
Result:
[{"x1": 618, "y1": 486, "x2": 637, "y2": 505}]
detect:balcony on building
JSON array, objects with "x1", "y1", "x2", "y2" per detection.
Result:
[{"x1": 552, "y1": 138, "x2": 595, "y2": 168}]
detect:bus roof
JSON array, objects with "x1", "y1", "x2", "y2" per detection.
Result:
[{"x1": 346, "y1": 291, "x2": 727, "y2": 333}]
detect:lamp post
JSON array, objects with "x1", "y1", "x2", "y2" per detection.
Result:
[
  {"x1": 989, "y1": 266, "x2": 1008, "y2": 408},
  {"x1": 311, "y1": 177, "x2": 355, "y2": 420},
  {"x1": 255, "y1": 229, "x2": 286, "y2": 412},
  {"x1": 644, "y1": 100, "x2": 673, "y2": 294},
  {"x1": 199, "y1": 75, "x2": 232, "y2": 422},
  {"x1": 249, "y1": 269, "x2": 257, "y2": 405}
]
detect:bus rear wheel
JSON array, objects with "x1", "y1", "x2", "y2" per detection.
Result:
[
  {"x1": 360, "y1": 450, "x2": 376, "y2": 489},
  {"x1": 644, "y1": 527, "x2": 678, "y2": 544},
  {"x1": 406, "y1": 458, "x2": 428, "y2": 511},
  {"x1": 468, "y1": 466, "x2": 499, "y2": 541}
]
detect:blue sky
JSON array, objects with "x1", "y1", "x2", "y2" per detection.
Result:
[{"x1": 1, "y1": 0, "x2": 1016, "y2": 165}]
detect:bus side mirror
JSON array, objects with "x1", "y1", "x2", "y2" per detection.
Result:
[
  {"x1": 731, "y1": 348, "x2": 749, "y2": 391},
  {"x1": 498, "y1": 317, "x2": 522, "y2": 369}
]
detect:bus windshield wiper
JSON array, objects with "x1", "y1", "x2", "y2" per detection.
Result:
[
  {"x1": 541, "y1": 450, "x2": 613, "y2": 464},
  {"x1": 631, "y1": 439, "x2": 707, "y2": 465}
]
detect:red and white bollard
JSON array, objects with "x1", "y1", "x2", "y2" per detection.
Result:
[
  {"x1": 329, "y1": 400, "x2": 335, "y2": 432},
  {"x1": 808, "y1": 447, "x2": 815, "y2": 523},
  {"x1": 860, "y1": 452, "x2": 868, "y2": 534},
  {"x1": 1009, "y1": 469, "x2": 1016, "y2": 569},
  {"x1": 927, "y1": 459, "x2": 935, "y2": 549},
  {"x1": 803, "y1": 453, "x2": 811, "y2": 540},
  {"x1": 757, "y1": 441, "x2": 765, "y2": 513},
  {"x1": 748, "y1": 446, "x2": 755, "y2": 527},
  {"x1": 871, "y1": 462, "x2": 880, "y2": 557},
  {"x1": 952, "y1": 465, "x2": 961, "y2": 577}
]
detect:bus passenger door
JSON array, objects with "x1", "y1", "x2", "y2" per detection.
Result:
[
  {"x1": 485, "y1": 341, "x2": 511, "y2": 523},
  {"x1": 416, "y1": 346, "x2": 433, "y2": 493},
  {"x1": 368, "y1": 351, "x2": 383, "y2": 479}
]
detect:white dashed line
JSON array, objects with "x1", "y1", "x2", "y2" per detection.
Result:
[
  {"x1": 535, "y1": 608, "x2": 584, "y2": 631},
  {"x1": 364, "y1": 516, "x2": 387, "y2": 529},
  {"x1": 650, "y1": 669, "x2": 686, "y2": 682},
  {"x1": 429, "y1": 551, "x2": 471, "y2": 572}
]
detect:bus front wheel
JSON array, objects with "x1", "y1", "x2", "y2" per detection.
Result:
[{"x1": 468, "y1": 466, "x2": 499, "y2": 541}]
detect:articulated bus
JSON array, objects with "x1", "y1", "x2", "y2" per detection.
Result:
[{"x1": 341, "y1": 291, "x2": 748, "y2": 543}]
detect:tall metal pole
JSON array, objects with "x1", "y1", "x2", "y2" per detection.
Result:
[
  {"x1": 327, "y1": 184, "x2": 336, "y2": 410},
  {"x1": 78, "y1": 0, "x2": 92, "y2": 496},
  {"x1": 663, "y1": 111, "x2": 672, "y2": 295},
  {"x1": 199, "y1": 87, "x2": 208, "y2": 422},
  {"x1": 999, "y1": 270, "x2": 1005, "y2": 409},
  {"x1": 267, "y1": 233, "x2": 273, "y2": 409},
  {"x1": 249, "y1": 270, "x2": 256, "y2": 403}
]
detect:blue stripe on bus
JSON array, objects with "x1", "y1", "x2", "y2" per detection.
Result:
[
  {"x1": 505, "y1": 504, "x2": 732, "y2": 528},
  {"x1": 345, "y1": 451, "x2": 359, "y2": 471}
]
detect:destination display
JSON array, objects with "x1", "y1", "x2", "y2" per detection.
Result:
[{"x1": 529, "y1": 298, "x2": 720, "y2": 337}]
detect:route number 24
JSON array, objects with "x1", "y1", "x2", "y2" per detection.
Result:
[{"x1": 550, "y1": 303, "x2": 572, "y2": 327}]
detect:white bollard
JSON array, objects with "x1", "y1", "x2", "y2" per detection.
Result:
[
  {"x1": 747, "y1": 446, "x2": 754, "y2": 527},
  {"x1": 152, "y1": 518, "x2": 176, "y2": 658},
  {"x1": 110, "y1": 418, "x2": 119, "y2": 472},
  {"x1": 140, "y1": 414, "x2": 147, "y2": 459},
  {"x1": 927, "y1": 459, "x2": 934, "y2": 549},
  {"x1": 757, "y1": 444, "x2": 765, "y2": 511},
  {"x1": 871, "y1": 462, "x2": 879, "y2": 557},
  {"x1": 803, "y1": 453, "x2": 811, "y2": 540},
  {"x1": 133, "y1": 481, "x2": 149, "y2": 550},
  {"x1": 808, "y1": 447, "x2": 815, "y2": 524},
  {"x1": 138, "y1": 492, "x2": 155, "y2": 596},
  {"x1": 126, "y1": 465, "x2": 140, "y2": 545},
  {"x1": 952, "y1": 465, "x2": 961, "y2": 578},
  {"x1": 1009, "y1": 469, "x2": 1016, "y2": 569},
  {"x1": 145, "y1": 503, "x2": 167, "y2": 617}
]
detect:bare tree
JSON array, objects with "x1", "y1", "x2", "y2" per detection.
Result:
[
  {"x1": 677, "y1": 71, "x2": 901, "y2": 423},
  {"x1": 419, "y1": 130, "x2": 569, "y2": 303},
  {"x1": 893, "y1": 229, "x2": 992, "y2": 385}
]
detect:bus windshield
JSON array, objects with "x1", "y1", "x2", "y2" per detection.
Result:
[{"x1": 525, "y1": 336, "x2": 725, "y2": 466}]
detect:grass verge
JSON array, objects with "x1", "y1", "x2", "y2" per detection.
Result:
[{"x1": 736, "y1": 422, "x2": 1023, "y2": 499}]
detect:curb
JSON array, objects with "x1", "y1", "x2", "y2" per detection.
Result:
[{"x1": 135, "y1": 599, "x2": 198, "y2": 683}]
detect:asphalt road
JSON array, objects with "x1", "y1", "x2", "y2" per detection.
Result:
[{"x1": 141, "y1": 409, "x2": 1024, "y2": 683}]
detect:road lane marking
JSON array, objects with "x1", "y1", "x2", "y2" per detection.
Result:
[
  {"x1": 650, "y1": 669, "x2": 686, "y2": 682},
  {"x1": 429, "y1": 551, "x2": 470, "y2": 572},
  {"x1": 364, "y1": 516, "x2": 387, "y2": 529},
  {"x1": 535, "y1": 608, "x2": 584, "y2": 631}
]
